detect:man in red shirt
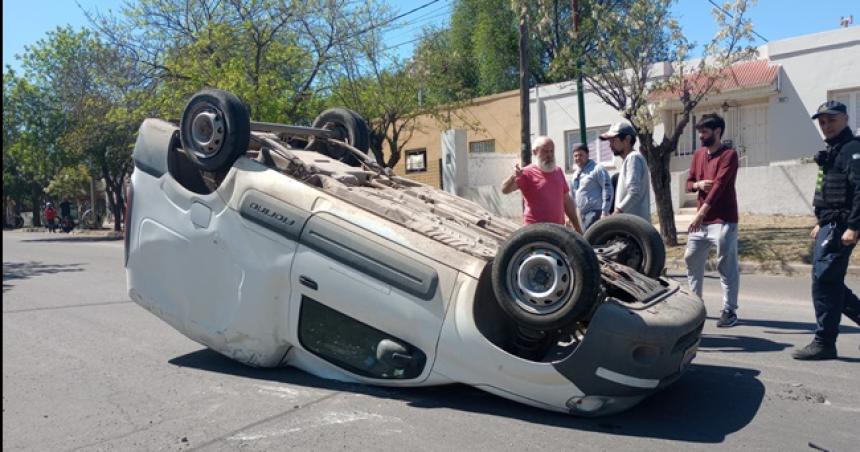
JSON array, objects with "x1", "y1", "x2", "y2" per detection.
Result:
[
  {"x1": 44, "y1": 202, "x2": 58, "y2": 233},
  {"x1": 684, "y1": 113, "x2": 741, "y2": 327},
  {"x1": 501, "y1": 136, "x2": 583, "y2": 233}
]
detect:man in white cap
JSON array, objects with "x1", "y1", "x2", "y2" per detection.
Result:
[{"x1": 600, "y1": 122, "x2": 651, "y2": 222}]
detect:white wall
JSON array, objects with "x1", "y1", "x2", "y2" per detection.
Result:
[
  {"x1": 736, "y1": 163, "x2": 818, "y2": 216},
  {"x1": 529, "y1": 63, "x2": 672, "y2": 175},
  {"x1": 463, "y1": 153, "x2": 524, "y2": 219},
  {"x1": 765, "y1": 27, "x2": 860, "y2": 163}
]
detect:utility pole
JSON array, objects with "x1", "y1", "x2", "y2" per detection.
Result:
[
  {"x1": 573, "y1": 0, "x2": 587, "y2": 148},
  {"x1": 518, "y1": 4, "x2": 531, "y2": 165}
]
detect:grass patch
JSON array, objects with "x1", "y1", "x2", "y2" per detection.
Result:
[{"x1": 666, "y1": 215, "x2": 860, "y2": 268}]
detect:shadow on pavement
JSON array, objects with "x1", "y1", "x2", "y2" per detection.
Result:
[
  {"x1": 22, "y1": 236, "x2": 121, "y2": 243},
  {"x1": 171, "y1": 350, "x2": 763, "y2": 443},
  {"x1": 3, "y1": 261, "x2": 85, "y2": 292},
  {"x1": 704, "y1": 316, "x2": 860, "y2": 335},
  {"x1": 699, "y1": 334, "x2": 792, "y2": 353}
]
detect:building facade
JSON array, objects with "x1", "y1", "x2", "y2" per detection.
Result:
[{"x1": 385, "y1": 26, "x2": 859, "y2": 217}]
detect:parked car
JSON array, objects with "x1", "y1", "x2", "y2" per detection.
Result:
[{"x1": 125, "y1": 89, "x2": 705, "y2": 416}]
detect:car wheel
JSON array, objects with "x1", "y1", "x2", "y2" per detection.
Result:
[
  {"x1": 584, "y1": 214, "x2": 665, "y2": 278},
  {"x1": 492, "y1": 224, "x2": 600, "y2": 331},
  {"x1": 180, "y1": 89, "x2": 250, "y2": 172},
  {"x1": 310, "y1": 108, "x2": 370, "y2": 167}
]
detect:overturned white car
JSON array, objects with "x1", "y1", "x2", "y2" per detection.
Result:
[{"x1": 125, "y1": 89, "x2": 705, "y2": 416}]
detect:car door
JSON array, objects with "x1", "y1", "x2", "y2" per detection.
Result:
[{"x1": 287, "y1": 210, "x2": 457, "y2": 383}]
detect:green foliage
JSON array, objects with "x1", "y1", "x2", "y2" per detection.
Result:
[
  {"x1": 561, "y1": 0, "x2": 759, "y2": 244},
  {"x1": 45, "y1": 164, "x2": 91, "y2": 201},
  {"x1": 8, "y1": 26, "x2": 140, "y2": 229},
  {"x1": 3, "y1": 66, "x2": 74, "y2": 192},
  {"x1": 89, "y1": 0, "x2": 388, "y2": 124}
]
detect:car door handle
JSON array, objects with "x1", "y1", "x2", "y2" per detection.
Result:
[{"x1": 299, "y1": 275, "x2": 318, "y2": 290}]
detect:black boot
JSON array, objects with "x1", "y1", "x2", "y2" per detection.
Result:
[{"x1": 791, "y1": 341, "x2": 837, "y2": 360}]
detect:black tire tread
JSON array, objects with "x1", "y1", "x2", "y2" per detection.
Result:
[
  {"x1": 180, "y1": 89, "x2": 250, "y2": 172},
  {"x1": 584, "y1": 214, "x2": 665, "y2": 278}
]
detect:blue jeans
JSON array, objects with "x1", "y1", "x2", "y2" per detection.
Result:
[
  {"x1": 581, "y1": 210, "x2": 603, "y2": 231},
  {"x1": 811, "y1": 223, "x2": 860, "y2": 346},
  {"x1": 684, "y1": 223, "x2": 740, "y2": 313}
]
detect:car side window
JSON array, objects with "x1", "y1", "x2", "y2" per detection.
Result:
[{"x1": 298, "y1": 296, "x2": 426, "y2": 379}]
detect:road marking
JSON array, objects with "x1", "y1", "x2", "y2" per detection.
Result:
[
  {"x1": 227, "y1": 410, "x2": 400, "y2": 441},
  {"x1": 188, "y1": 392, "x2": 340, "y2": 451},
  {"x1": 256, "y1": 385, "x2": 302, "y2": 399}
]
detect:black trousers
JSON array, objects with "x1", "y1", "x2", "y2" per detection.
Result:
[{"x1": 811, "y1": 223, "x2": 860, "y2": 345}]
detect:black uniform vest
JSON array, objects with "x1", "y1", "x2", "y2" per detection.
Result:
[{"x1": 814, "y1": 131, "x2": 860, "y2": 223}]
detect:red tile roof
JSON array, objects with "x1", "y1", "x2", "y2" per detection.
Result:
[{"x1": 651, "y1": 59, "x2": 780, "y2": 101}]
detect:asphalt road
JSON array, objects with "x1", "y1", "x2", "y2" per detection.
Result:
[{"x1": 3, "y1": 230, "x2": 859, "y2": 451}]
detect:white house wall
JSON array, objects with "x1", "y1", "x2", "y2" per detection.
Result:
[
  {"x1": 529, "y1": 62, "x2": 673, "y2": 175},
  {"x1": 764, "y1": 27, "x2": 860, "y2": 164}
]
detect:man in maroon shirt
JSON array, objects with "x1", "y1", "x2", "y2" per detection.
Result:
[{"x1": 684, "y1": 113, "x2": 741, "y2": 327}]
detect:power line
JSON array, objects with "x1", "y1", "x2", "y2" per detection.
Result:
[
  {"x1": 385, "y1": 8, "x2": 453, "y2": 40},
  {"x1": 346, "y1": 0, "x2": 444, "y2": 41},
  {"x1": 706, "y1": 0, "x2": 768, "y2": 42},
  {"x1": 382, "y1": 36, "x2": 424, "y2": 52}
]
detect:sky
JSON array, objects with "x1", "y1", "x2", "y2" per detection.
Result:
[{"x1": 3, "y1": 0, "x2": 858, "y2": 74}]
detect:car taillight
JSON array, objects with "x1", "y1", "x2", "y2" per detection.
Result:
[{"x1": 124, "y1": 181, "x2": 133, "y2": 267}]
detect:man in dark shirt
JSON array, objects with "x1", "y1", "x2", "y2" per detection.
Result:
[
  {"x1": 684, "y1": 113, "x2": 741, "y2": 328},
  {"x1": 792, "y1": 100, "x2": 860, "y2": 360}
]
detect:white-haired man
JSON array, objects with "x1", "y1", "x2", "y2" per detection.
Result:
[{"x1": 501, "y1": 136, "x2": 583, "y2": 233}]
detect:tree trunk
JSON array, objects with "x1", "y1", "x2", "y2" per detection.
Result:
[
  {"x1": 111, "y1": 191, "x2": 123, "y2": 232},
  {"x1": 105, "y1": 180, "x2": 124, "y2": 232},
  {"x1": 643, "y1": 143, "x2": 678, "y2": 246},
  {"x1": 30, "y1": 187, "x2": 42, "y2": 228}
]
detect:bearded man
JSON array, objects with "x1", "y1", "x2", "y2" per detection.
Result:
[
  {"x1": 501, "y1": 136, "x2": 583, "y2": 233},
  {"x1": 600, "y1": 122, "x2": 651, "y2": 222}
]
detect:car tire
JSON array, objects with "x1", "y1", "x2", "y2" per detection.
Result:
[
  {"x1": 180, "y1": 89, "x2": 250, "y2": 172},
  {"x1": 584, "y1": 214, "x2": 666, "y2": 278},
  {"x1": 310, "y1": 108, "x2": 370, "y2": 166},
  {"x1": 492, "y1": 224, "x2": 600, "y2": 331}
]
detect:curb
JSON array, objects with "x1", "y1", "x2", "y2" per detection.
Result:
[
  {"x1": 665, "y1": 258, "x2": 860, "y2": 277},
  {"x1": 15, "y1": 227, "x2": 123, "y2": 240}
]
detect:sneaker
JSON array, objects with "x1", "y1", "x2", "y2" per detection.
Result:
[
  {"x1": 791, "y1": 341, "x2": 837, "y2": 360},
  {"x1": 716, "y1": 310, "x2": 738, "y2": 328}
]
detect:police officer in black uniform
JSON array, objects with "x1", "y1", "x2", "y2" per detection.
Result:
[{"x1": 792, "y1": 100, "x2": 860, "y2": 360}]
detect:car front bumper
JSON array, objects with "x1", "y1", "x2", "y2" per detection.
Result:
[{"x1": 552, "y1": 280, "x2": 706, "y2": 414}]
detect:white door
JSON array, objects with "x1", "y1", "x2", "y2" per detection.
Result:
[{"x1": 739, "y1": 104, "x2": 768, "y2": 166}]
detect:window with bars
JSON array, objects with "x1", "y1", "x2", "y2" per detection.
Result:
[
  {"x1": 405, "y1": 149, "x2": 427, "y2": 173},
  {"x1": 563, "y1": 126, "x2": 612, "y2": 172},
  {"x1": 469, "y1": 139, "x2": 495, "y2": 153}
]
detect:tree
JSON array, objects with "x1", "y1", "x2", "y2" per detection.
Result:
[
  {"x1": 407, "y1": 0, "x2": 585, "y2": 106},
  {"x1": 559, "y1": 0, "x2": 757, "y2": 245},
  {"x1": 18, "y1": 27, "x2": 140, "y2": 231},
  {"x1": 87, "y1": 0, "x2": 390, "y2": 124},
  {"x1": 2, "y1": 68, "x2": 75, "y2": 226},
  {"x1": 45, "y1": 164, "x2": 92, "y2": 204}
]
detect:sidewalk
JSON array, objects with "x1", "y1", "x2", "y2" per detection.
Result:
[
  {"x1": 16, "y1": 227, "x2": 123, "y2": 240},
  {"x1": 665, "y1": 257, "x2": 860, "y2": 278},
  {"x1": 9, "y1": 222, "x2": 859, "y2": 277}
]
